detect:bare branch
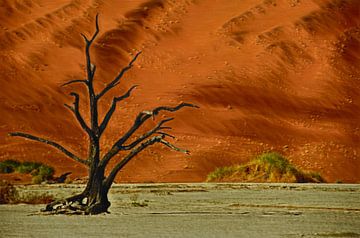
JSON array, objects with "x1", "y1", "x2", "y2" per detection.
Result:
[
  {"x1": 120, "y1": 117, "x2": 174, "y2": 150},
  {"x1": 8, "y1": 132, "x2": 88, "y2": 166},
  {"x1": 64, "y1": 92, "x2": 93, "y2": 138},
  {"x1": 96, "y1": 52, "x2": 142, "y2": 99},
  {"x1": 123, "y1": 102, "x2": 198, "y2": 143},
  {"x1": 82, "y1": 14, "x2": 99, "y2": 83},
  {"x1": 89, "y1": 14, "x2": 100, "y2": 43},
  {"x1": 99, "y1": 85, "x2": 138, "y2": 135},
  {"x1": 160, "y1": 139, "x2": 189, "y2": 154},
  {"x1": 81, "y1": 14, "x2": 99, "y2": 45},
  {"x1": 100, "y1": 117, "x2": 173, "y2": 168},
  {"x1": 150, "y1": 102, "x2": 200, "y2": 117},
  {"x1": 79, "y1": 15, "x2": 101, "y2": 136},
  {"x1": 61, "y1": 79, "x2": 88, "y2": 87},
  {"x1": 103, "y1": 135, "x2": 162, "y2": 189},
  {"x1": 156, "y1": 132, "x2": 175, "y2": 139},
  {"x1": 100, "y1": 102, "x2": 198, "y2": 167},
  {"x1": 104, "y1": 134, "x2": 190, "y2": 189},
  {"x1": 80, "y1": 33, "x2": 89, "y2": 43}
]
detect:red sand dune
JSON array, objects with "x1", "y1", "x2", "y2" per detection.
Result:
[{"x1": 0, "y1": 0, "x2": 359, "y2": 183}]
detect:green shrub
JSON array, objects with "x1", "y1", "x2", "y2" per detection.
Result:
[
  {"x1": 207, "y1": 152, "x2": 325, "y2": 183},
  {"x1": 31, "y1": 175, "x2": 44, "y2": 184},
  {"x1": 16, "y1": 162, "x2": 42, "y2": 174},
  {"x1": 37, "y1": 165, "x2": 55, "y2": 180},
  {"x1": 30, "y1": 165, "x2": 55, "y2": 184},
  {"x1": 0, "y1": 160, "x2": 55, "y2": 184},
  {"x1": 0, "y1": 160, "x2": 21, "y2": 173},
  {"x1": 256, "y1": 152, "x2": 296, "y2": 174},
  {"x1": 206, "y1": 166, "x2": 239, "y2": 182}
]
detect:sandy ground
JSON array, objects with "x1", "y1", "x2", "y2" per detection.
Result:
[
  {"x1": 0, "y1": 0, "x2": 360, "y2": 183},
  {"x1": 0, "y1": 183, "x2": 359, "y2": 237}
]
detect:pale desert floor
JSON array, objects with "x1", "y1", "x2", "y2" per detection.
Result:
[{"x1": 0, "y1": 183, "x2": 359, "y2": 238}]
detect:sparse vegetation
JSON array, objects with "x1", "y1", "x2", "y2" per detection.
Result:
[
  {"x1": 32, "y1": 165, "x2": 55, "y2": 184},
  {"x1": 0, "y1": 180, "x2": 54, "y2": 204},
  {"x1": 16, "y1": 161, "x2": 42, "y2": 174},
  {"x1": 0, "y1": 181, "x2": 18, "y2": 204},
  {"x1": 15, "y1": 191, "x2": 55, "y2": 204},
  {"x1": 207, "y1": 152, "x2": 325, "y2": 183},
  {"x1": 0, "y1": 160, "x2": 55, "y2": 184},
  {"x1": 129, "y1": 194, "x2": 148, "y2": 207},
  {"x1": 0, "y1": 160, "x2": 20, "y2": 173}
]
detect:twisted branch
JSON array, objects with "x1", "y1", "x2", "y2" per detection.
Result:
[
  {"x1": 104, "y1": 134, "x2": 188, "y2": 189},
  {"x1": 119, "y1": 102, "x2": 198, "y2": 145},
  {"x1": 81, "y1": 14, "x2": 99, "y2": 83},
  {"x1": 160, "y1": 139, "x2": 189, "y2": 154},
  {"x1": 8, "y1": 132, "x2": 88, "y2": 166},
  {"x1": 61, "y1": 79, "x2": 88, "y2": 87},
  {"x1": 96, "y1": 52, "x2": 142, "y2": 99},
  {"x1": 120, "y1": 117, "x2": 174, "y2": 150},
  {"x1": 99, "y1": 85, "x2": 138, "y2": 135},
  {"x1": 64, "y1": 92, "x2": 93, "y2": 137},
  {"x1": 100, "y1": 102, "x2": 198, "y2": 166}
]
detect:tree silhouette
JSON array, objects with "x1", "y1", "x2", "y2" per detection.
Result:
[{"x1": 9, "y1": 14, "x2": 198, "y2": 215}]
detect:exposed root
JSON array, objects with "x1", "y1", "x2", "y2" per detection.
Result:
[
  {"x1": 40, "y1": 192, "x2": 111, "y2": 215},
  {"x1": 85, "y1": 201, "x2": 111, "y2": 215},
  {"x1": 41, "y1": 193, "x2": 88, "y2": 215}
]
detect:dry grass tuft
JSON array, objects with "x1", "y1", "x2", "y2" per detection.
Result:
[
  {"x1": 0, "y1": 160, "x2": 54, "y2": 184},
  {"x1": 0, "y1": 180, "x2": 54, "y2": 204},
  {"x1": 207, "y1": 152, "x2": 325, "y2": 183}
]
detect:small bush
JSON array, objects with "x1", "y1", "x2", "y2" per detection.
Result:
[
  {"x1": 37, "y1": 165, "x2": 55, "y2": 179},
  {"x1": 207, "y1": 152, "x2": 325, "y2": 183},
  {"x1": 0, "y1": 160, "x2": 55, "y2": 184},
  {"x1": 16, "y1": 162, "x2": 42, "y2": 174},
  {"x1": 206, "y1": 166, "x2": 238, "y2": 182},
  {"x1": 31, "y1": 175, "x2": 44, "y2": 184},
  {"x1": 0, "y1": 181, "x2": 18, "y2": 204},
  {"x1": 0, "y1": 160, "x2": 21, "y2": 173},
  {"x1": 31, "y1": 165, "x2": 55, "y2": 183},
  {"x1": 0, "y1": 180, "x2": 54, "y2": 204},
  {"x1": 256, "y1": 152, "x2": 296, "y2": 174}
]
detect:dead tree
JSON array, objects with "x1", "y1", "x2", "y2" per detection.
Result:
[{"x1": 9, "y1": 15, "x2": 197, "y2": 215}]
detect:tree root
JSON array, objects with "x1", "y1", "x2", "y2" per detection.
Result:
[
  {"x1": 85, "y1": 201, "x2": 111, "y2": 215},
  {"x1": 41, "y1": 193, "x2": 88, "y2": 215},
  {"x1": 40, "y1": 192, "x2": 111, "y2": 215}
]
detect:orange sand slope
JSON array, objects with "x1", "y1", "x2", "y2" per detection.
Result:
[{"x1": 0, "y1": 0, "x2": 359, "y2": 183}]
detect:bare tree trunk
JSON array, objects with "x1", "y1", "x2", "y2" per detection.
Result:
[{"x1": 86, "y1": 166, "x2": 110, "y2": 214}]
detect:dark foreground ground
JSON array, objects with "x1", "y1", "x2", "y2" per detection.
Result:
[{"x1": 0, "y1": 183, "x2": 359, "y2": 238}]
